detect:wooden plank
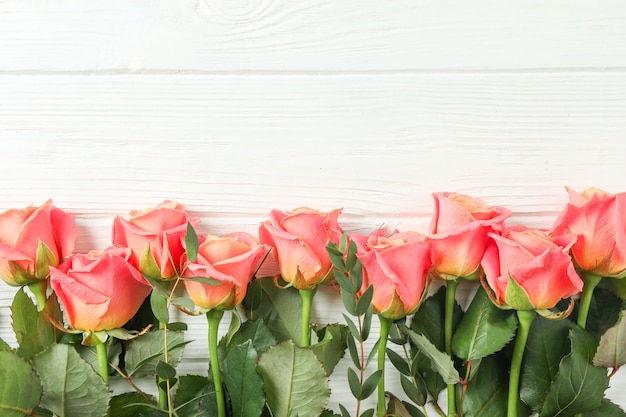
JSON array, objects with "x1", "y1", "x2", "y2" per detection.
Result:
[
  {"x1": 1, "y1": 72, "x2": 625, "y2": 228},
  {"x1": 1, "y1": 71, "x2": 626, "y2": 410},
  {"x1": 0, "y1": 0, "x2": 625, "y2": 72}
]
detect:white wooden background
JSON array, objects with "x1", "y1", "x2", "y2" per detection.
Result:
[{"x1": 1, "y1": 0, "x2": 626, "y2": 413}]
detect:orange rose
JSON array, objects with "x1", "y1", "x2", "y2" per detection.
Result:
[
  {"x1": 0, "y1": 200, "x2": 77, "y2": 286},
  {"x1": 482, "y1": 227, "x2": 582, "y2": 311},
  {"x1": 112, "y1": 201, "x2": 198, "y2": 279},
  {"x1": 259, "y1": 207, "x2": 342, "y2": 290},
  {"x1": 183, "y1": 232, "x2": 268, "y2": 311},
  {"x1": 49, "y1": 247, "x2": 152, "y2": 332},
  {"x1": 427, "y1": 192, "x2": 510, "y2": 280},
  {"x1": 352, "y1": 229, "x2": 432, "y2": 320},
  {"x1": 552, "y1": 187, "x2": 626, "y2": 278}
]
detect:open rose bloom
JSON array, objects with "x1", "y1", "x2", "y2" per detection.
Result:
[
  {"x1": 428, "y1": 192, "x2": 510, "y2": 280},
  {"x1": 482, "y1": 227, "x2": 583, "y2": 313},
  {"x1": 112, "y1": 200, "x2": 198, "y2": 279},
  {"x1": 259, "y1": 207, "x2": 342, "y2": 290},
  {"x1": 353, "y1": 229, "x2": 432, "y2": 320},
  {"x1": 49, "y1": 247, "x2": 152, "y2": 332},
  {"x1": 552, "y1": 187, "x2": 626, "y2": 279},
  {"x1": 0, "y1": 200, "x2": 77, "y2": 286},
  {"x1": 184, "y1": 232, "x2": 268, "y2": 311}
]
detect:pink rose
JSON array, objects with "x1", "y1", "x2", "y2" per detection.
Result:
[
  {"x1": 482, "y1": 227, "x2": 583, "y2": 311},
  {"x1": 0, "y1": 200, "x2": 77, "y2": 286},
  {"x1": 49, "y1": 247, "x2": 152, "y2": 332},
  {"x1": 183, "y1": 232, "x2": 269, "y2": 311},
  {"x1": 427, "y1": 192, "x2": 511, "y2": 280},
  {"x1": 259, "y1": 207, "x2": 342, "y2": 290},
  {"x1": 352, "y1": 229, "x2": 432, "y2": 320},
  {"x1": 112, "y1": 201, "x2": 198, "y2": 279},
  {"x1": 552, "y1": 187, "x2": 626, "y2": 278}
]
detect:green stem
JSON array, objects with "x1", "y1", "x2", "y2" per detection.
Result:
[
  {"x1": 27, "y1": 280, "x2": 47, "y2": 311},
  {"x1": 95, "y1": 342, "x2": 109, "y2": 386},
  {"x1": 576, "y1": 272, "x2": 602, "y2": 329},
  {"x1": 207, "y1": 309, "x2": 226, "y2": 417},
  {"x1": 445, "y1": 278, "x2": 460, "y2": 417},
  {"x1": 299, "y1": 288, "x2": 317, "y2": 347},
  {"x1": 377, "y1": 315, "x2": 392, "y2": 417},
  {"x1": 157, "y1": 321, "x2": 168, "y2": 410},
  {"x1": 507, "y1": 310, "x2": 536, "y2": 417}
]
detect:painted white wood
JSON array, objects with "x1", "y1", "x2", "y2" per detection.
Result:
[
  {"x1": 1, "y1": 0, "x2": 626, "y2": 413},
  {"x1": 1, "y1": 71, "x2": 625, "y2": 412},
  {"x1": 0, "y1": 0, "x2": 625, "y2": 72}
]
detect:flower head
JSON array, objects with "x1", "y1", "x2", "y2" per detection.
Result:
[
  {"x1": 259, "y1": 207, "x2": 342, "y2": 290},
  {"x1": 352, "y1": 229, "x2": 432, "y2": 320}
]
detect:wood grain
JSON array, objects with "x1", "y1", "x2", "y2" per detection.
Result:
[
  {"x1": 0, "y1": 0, "x2": 625, "y2": 72},
  {"x1": 1, "y1": 72, "x2": 625, "y2": 222}
]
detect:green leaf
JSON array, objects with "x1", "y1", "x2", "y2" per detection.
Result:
[
  {"x1": 156, "y1": 360, "x2": 177, "y2": 380},
  {"x1": 125, "y1": 329, "x2": 188, "y2": 377},
  {"x1": 173, "y1": 375, "x2": 218, "y2": 417},
  {"x1": 402, "y1": 327, "x2": 460, "y2": 384},
  {"x1": 387, "y1": 348, "x2": 411, "y2": 376},
  {"x1": 583, "y1": 398, "x2": 626, "y2": 417},
  {"x1": 242, "y1": 278, "x2": 302, "y2": 343},
  {"x1": 347, "y1": 367, "x2": 361, "y2": 399},
  {"x1": 452, "y1": 286, "x2": 518, "y2": 360},
  {"x1": 311, "y1": 324, "x2": 349, "y2": 376},
  {"x1": 108, "y1": 392, "x2": 158, "y2": 417},
  {"x1": 341, "y1": 288, "x2": 358, "y2": 315},
  {"x1": 539, "y1": 325, "x2": 610, "y2": 417},
  {"x1": 345, "y1": 240, "x2": 358, "y2": 272},
  {"x1": 360, "y1": 370, "x2": 382, "y2": 400},
  {"x1": 386, "y1": 394, "x2": 425, "y2": 417},
  {"x1": 226, "y1": 318, "x2": 277, "y2": 354},
  {"x1": 346, "y1": 334, "x2": 360, "y2": 369},
  {"x1": 400, "y1": 374, "x2": 425, "y2": 406},
  {"x1": 257, "y1": 339, "x2": 330, "y2": 417},
  {"x1": 223, "y1": 340, "x2": 265, "y2": 417},
  {"x1": 328, "y1": 249, "x2": 347, "y2": 273},
  {"x1": 581, "y1": 287, "x2": 623, "y2": 340},
  {"x1": 150, "y1": 290, "x2": 169, "y2": 324},
  {"x1": 185, "y1": 222, "x2": 199, "y2": 263},
  {"x1": 11, "y1": 287, "x2": 40, "y2": 359},
  {"x1": 0, "y1": 350, "x2": 41, "y2": 417},
  {"x1": 356, "y1": 286, "x2": 374, "y2": 316},
  {"x1": 33, "y1": 344, "x2": 110, "y2": 417},
  {"x1": 333, "y1": 271, "x2": 356, "y2": 294},
  {"x1": 519, "y1": 316, "x2": 571, "y2": 409},
  {"x1": 360, "y1": 409, "x2": 375, "y2": 417},
  {"x1": 409, "y1": 286, "x2": 462, "y2": 397},
  {"x1": 594, "y1": 310, "x2": 626, "y2": 368},
  {"x1": 171, "y1": 296, "x2": 196, "y2": 313},
  {"x1": 0, "y1": 337, "x2": 10, "y2": 351},
  {"x1": 461, "y1": 353, "x2": 526, "y2": 417}
]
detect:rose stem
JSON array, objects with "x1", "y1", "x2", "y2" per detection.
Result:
[
  {"x1": 95, "y1": 342, "x2": 109, "y2": 386},
  {"x1": 576, "y1": 272, "x2": 602, "y2": 329},
  {"x1": 299, "y1": 288, "x2": 317, "y2": 347},
  {"x1": 507, "y1": 310, "x2": 536, "y2": 417},
  {"x1": 445, "y1": 278, "x2": 460, "y2": 417},
  {"x1": 574, "y1": 273, "x2": 602, "y2": 417},
  {"x1": 377, "y1": 315, "x2": 392, "y2": 417},
  {"x1": 207, "y1": 309, "x2": 226, "y2": 417},
  {"x1": 28, "y1": 280, "x2": 47, "y2": 311}
]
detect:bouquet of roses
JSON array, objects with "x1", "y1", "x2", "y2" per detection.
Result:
[{"x1": 0, "y1": 188, "x2": 624, "y2": 417}]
